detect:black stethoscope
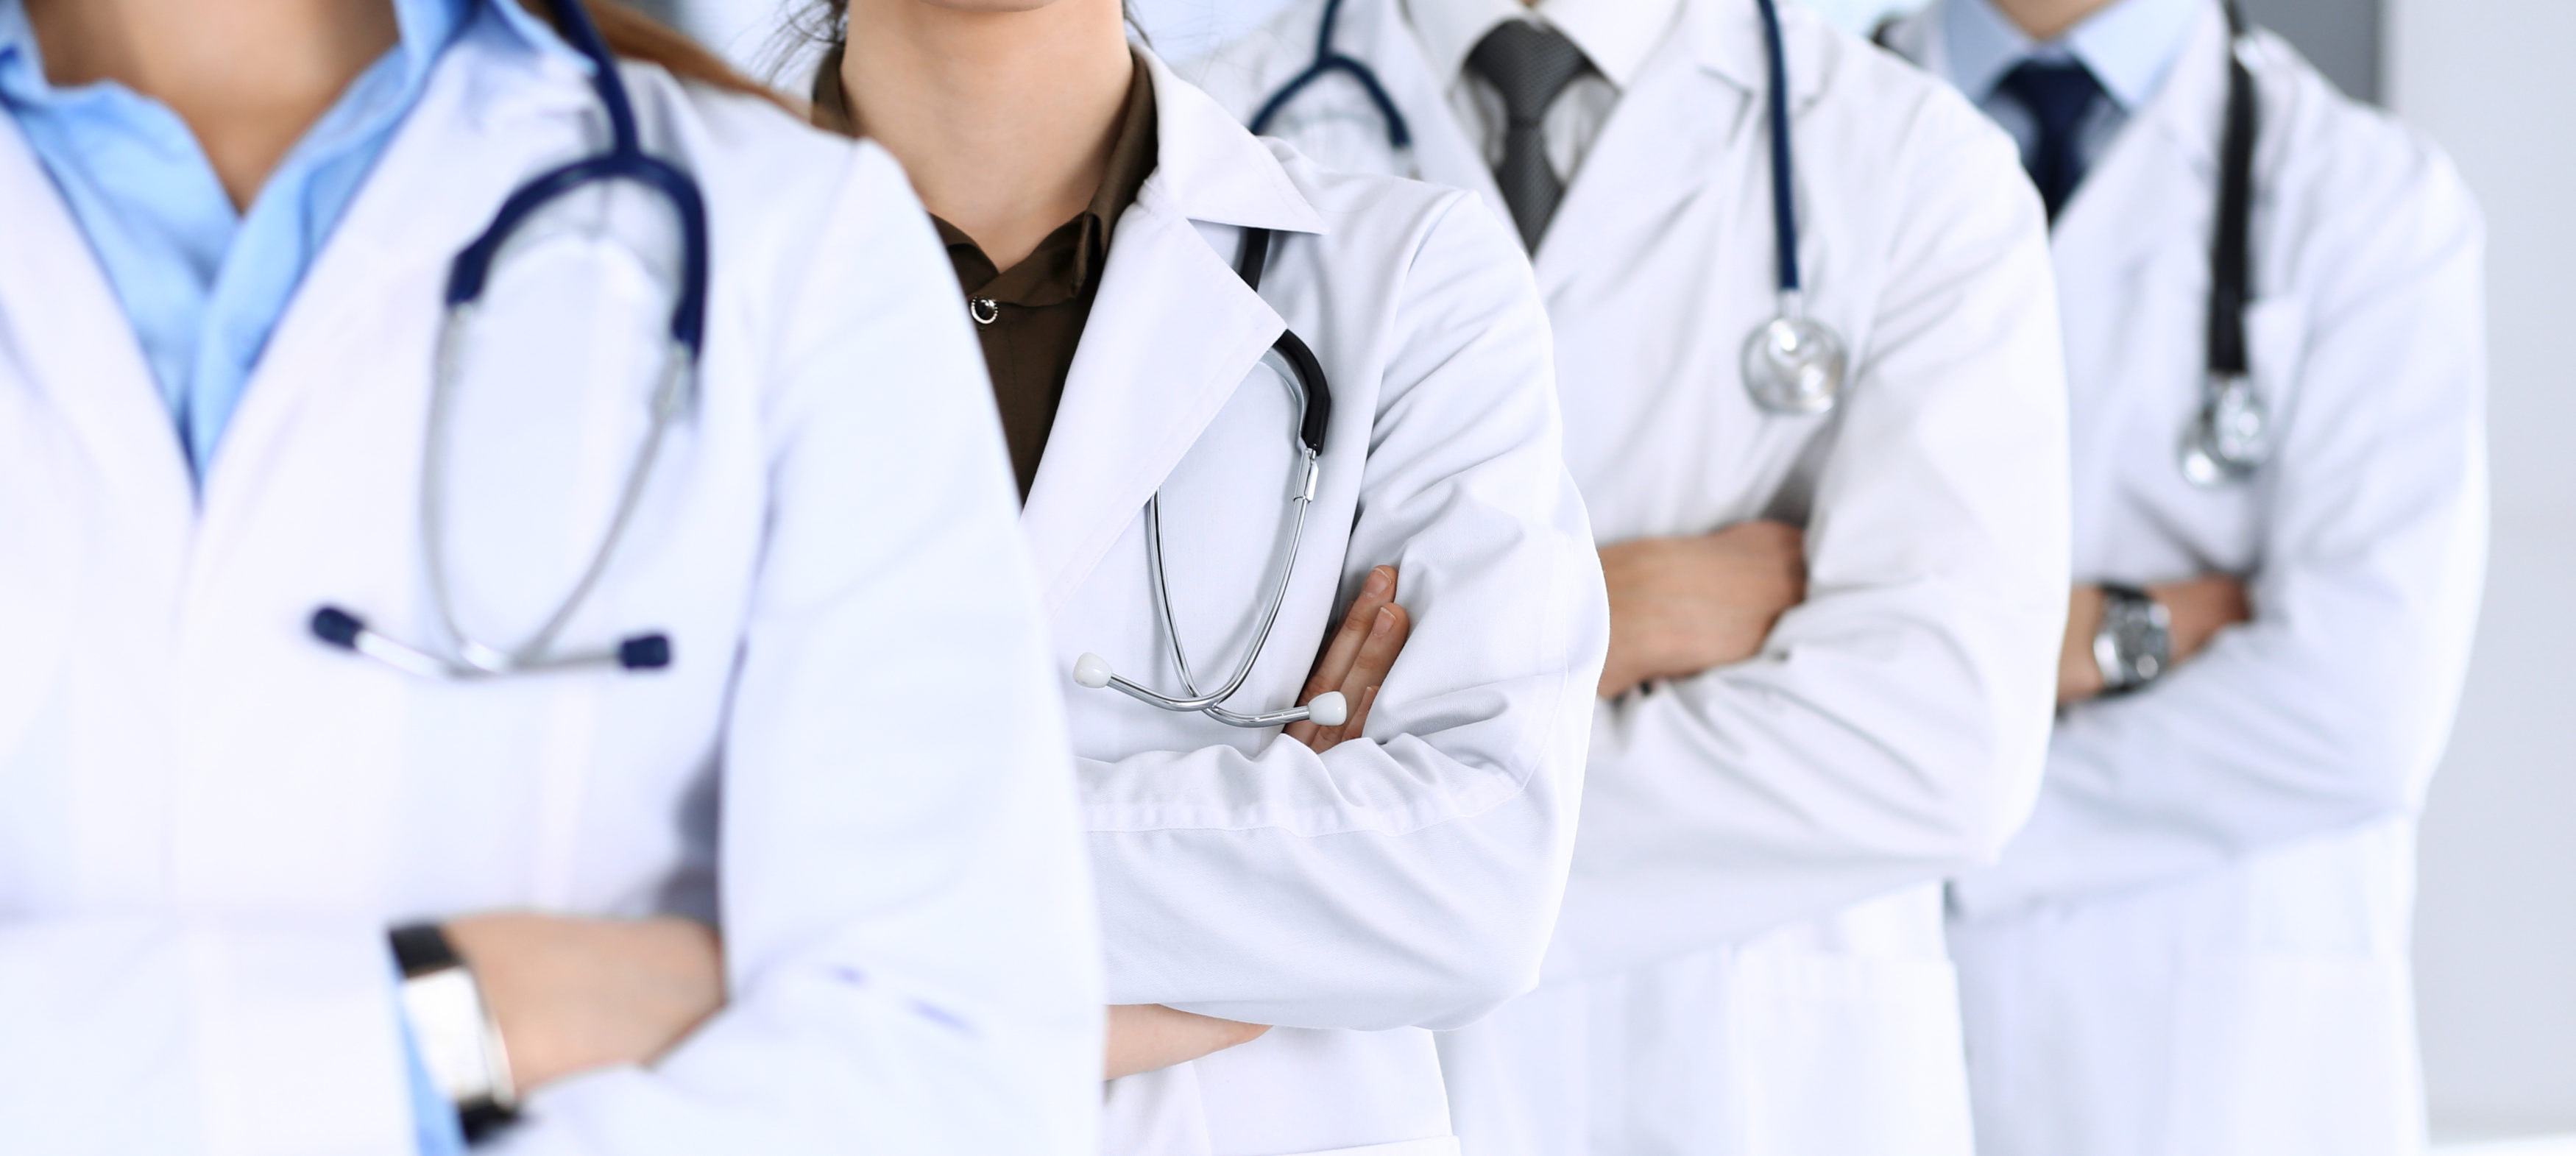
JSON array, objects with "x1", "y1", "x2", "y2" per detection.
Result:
[
  {"x1": 2179, "y1": 1, "x2": 2270, "y2": 486},
  {"x1": 1251, "y1": 0, "x2": 1850, "y2": 416},
  {"x1": 1876, "y1": 1, "x2": 2271, "y2": 484},
  {"x1": 1068, "y1": 229, "x2": 1349, "y2": 729},
  {"x1": 310, "y1": 0, "x2": 708, "y2": 678}
]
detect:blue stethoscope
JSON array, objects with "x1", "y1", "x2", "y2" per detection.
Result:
[
  {"x1": 1251, "y1": 0, "x2": 1848, "y2": 415},
  {"x1": 311, "y1": 0, "x2": 707, "y2": 678}
]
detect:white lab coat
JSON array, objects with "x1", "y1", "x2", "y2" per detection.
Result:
[
  {"x1": 0, "y1": 32, "x2": 1101, "y2": 1156},
  {"x1": 1882, "y1": 6, "x2": 2488, "y2": 1155},
  {"x1": 1186, "y1": 3, "x2": 2067, "y2": 1154},
  {"x1": 1064, "y1": 52, "x2": 1607, "y2": 1156}
]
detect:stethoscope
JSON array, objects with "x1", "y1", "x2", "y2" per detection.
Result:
[
  {"x1": 2179, "y1": 1, "x2": 2270, "y2": 486},
  {"x1": 1872, "y1": 2, "x2": 2272, "y2": 483},
  {"x1": 1069, "y1": 229, "x2": 1351, "y2": 729},
  {"x1": 308, "y1": 0, "x2": 707, "y2": 678},
  {"x1": 1251, "y1": 0, "x2": 1849, "y2": 416}
]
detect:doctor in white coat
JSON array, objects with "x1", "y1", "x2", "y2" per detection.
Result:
[
  {"x1": 0, "y1": 1, "x2": 1100, "y2": 1152},
  {"x1": 1881, "y1": 1, "x2": 2487, "y2": 1153},
  {"x1": 812, "y1": 2, "x2": 1607, "y2": 1154},
  {"x1": 1188, "y1": 1, "x2": 2067, "y2": 1153}
]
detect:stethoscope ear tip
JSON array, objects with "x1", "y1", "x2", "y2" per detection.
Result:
[
  {"x1": 1304, "y1": 690, "x2": 1348, "y2": 728},
  {"x1": 311, "y1": 606, "x2": 365, "y2": 650},
  {"x1": 1072, "y1": 653, "x2": 1114, "y2": 689},
  {"x1": 618, "y1": 634, "x2": 673, "y2": 671}
]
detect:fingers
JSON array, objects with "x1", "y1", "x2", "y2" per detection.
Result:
[
  {"x1": 1309, "y1": 567, "x2": 1396, "y2": 694},
  {"x1": 1334, "y1": 604, "x2": 1410, "y2": 737},
  {"x1": 1289, "y1": 566, "x2": 1397, "y2": 751},
  {"x1": 1312, "y1": 599, "x2": 1411, "y2": 742}
]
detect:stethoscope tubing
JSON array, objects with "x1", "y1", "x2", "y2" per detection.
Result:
[{"x1": 310, "y1": 0, "x2": 704, "y2": 679}]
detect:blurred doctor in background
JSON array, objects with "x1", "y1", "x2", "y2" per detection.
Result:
[
  {"x1": 810, "y1": 1, "x2": 1608, "y2": 1154},
  {"x1": 1880, "y1": 1, "x2": 2488, "y2": 1153},
  {"x1": 1186, "y1": 1, "x2": 2068, "y2": 1153}
]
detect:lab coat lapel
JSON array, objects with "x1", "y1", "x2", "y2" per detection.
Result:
[
  {"x1": 1019, "y1": 51, "x2": 1326, "y2": 614},
  {"x1": 1357, "y1": 0, "x2": 1509, "y2": 217},
  {"x1": 2049, "y1": 4, "x2": 2232, "y2": 286},
  {"x1": 1533, "y1": 0, "x2": 1762, "y2": 291},
  {"x1": 0, "y1": 113, "x2": 194, "y2": 526},
  {"x1": 197, "y1": 38, "x2": 597, "y2": 531}
]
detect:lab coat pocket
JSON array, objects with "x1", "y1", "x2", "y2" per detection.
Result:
[{"x1": 2166, "y1": 951, "x2": 2421, "y2": 1156}]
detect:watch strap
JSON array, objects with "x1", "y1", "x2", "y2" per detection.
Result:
[{"x1": 390, "y1": 923, "x2": 518, "y2": 1141}]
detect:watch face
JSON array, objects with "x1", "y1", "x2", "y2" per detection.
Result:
[{"x1": 2098, "y1": 591, "x2": 2173, "y2": 692}]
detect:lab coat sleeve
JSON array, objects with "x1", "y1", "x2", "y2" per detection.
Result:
[
  {"x1": 1543, "y1": 104, "x2": 2071, "y2": 979},
  {"x1": 1080, "y1": 195, "x2": 1608, "y2": 1032},
  {"x1": 485, "y1": 143, "x2": 1103, "y2": 1155},
  {"x1": 1950, "y1": 138, "x2": 2488, "y2": 917}
]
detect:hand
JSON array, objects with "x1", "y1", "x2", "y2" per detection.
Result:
[
  {"x1": 2153, "y1": 575, "x2": 2250, "y2": 665},
  {"x1": 445, "y1": 913, "x2": 725, "y2": 1092},
  {"x1": 2057, "y1": 576, "x2": 2251, "y2": 705},
  {"x1": 1597, "y1": 521, "x2": 1807, "y2": 698},
  {"x1": 1284, "y1": 564, "x2": 1412, "y2": 751},
  {"x1": 1104, "y1": 1004, "x2": 1271, "y2": 1081}
]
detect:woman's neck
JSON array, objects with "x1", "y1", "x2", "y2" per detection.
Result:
[
  {"x1": 1989, "y1": 0, "x2": 2120, "y2": 43},
  {"x1": 24, "y1": 0, "x2": 397, "y2": 210},
  {"x1": 840, "y1": 0, "x2": 1133, "y2": 271}
]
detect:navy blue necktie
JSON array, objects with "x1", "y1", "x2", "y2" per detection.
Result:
[{"x1": 1997, "y1": 59, "x2": 2106, "y2": 221}]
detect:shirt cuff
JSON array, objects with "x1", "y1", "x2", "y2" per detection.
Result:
[{"x1": 393, "y1": 960, "x2": 470, "y2": 1155}]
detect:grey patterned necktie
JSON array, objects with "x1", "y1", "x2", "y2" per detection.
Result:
[{"x1": 1467, "y1": 20, "x2": 1593, "y2": 250}]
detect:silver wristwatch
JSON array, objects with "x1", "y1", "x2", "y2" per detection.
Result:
[
  {"x1": 2092, "y1": 583, "x2": 2172, "y2": 695},
  {"x1": 392, "y1": 924, "x2": 518, "y2": 1140}
]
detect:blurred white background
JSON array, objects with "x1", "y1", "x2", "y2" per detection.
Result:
[{"x1": 658, "y1": 0, "x2": 2575, "y2": 1144}]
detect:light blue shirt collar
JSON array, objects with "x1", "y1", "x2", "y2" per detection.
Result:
[
  {"x1": 0, "y1": 0, "x2": 581, "y2": 480},
  {"x1": 1945, "y1": 0, "x2": 2205, "y2": 112}
]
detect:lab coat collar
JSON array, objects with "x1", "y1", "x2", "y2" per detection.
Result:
[
  {"x1": 194, "y1": 31, "x2": 596, "y2": 520},
  {"x1": 0, "y1": 15, "x2": 592, "y2": 526},
  {"x1": 1682, "y1": 0, "x2": 1828, "y2": 110},
  {"x1": 2045, "y1": 3, "x2": 2233, "y2": 277},
  {"x1": 1137, "y1": 46, "x2": 1326, "y2": 237},
  {"x1": 0, "y1": 110, "x2": 194, "y2": 527},
  {"x1": 1401, "y1": 0, "x2": 1684, "y2": 93},
  {"x1": 1017, "y1": 50, "x2": 1319, "y2": 611}
]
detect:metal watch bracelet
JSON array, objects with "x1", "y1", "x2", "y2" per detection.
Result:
[
  {"x1": 2092, "y1": 582, "x2": 2173, "y2": 695},
  {"x1": 391, "y1": 923, "x2": 519, "y2": 1141}
]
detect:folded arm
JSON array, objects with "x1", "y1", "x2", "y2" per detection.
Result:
[
  {"x1": 1954, "y1": 155, "x2": 2488, "y2": 917},
  {"x1": 1545, "y1": 114, "x2": 2070, "y2": 979},
  {"x1": 1084, "y1": 198, "x2": 1608, "y2": 1032}
]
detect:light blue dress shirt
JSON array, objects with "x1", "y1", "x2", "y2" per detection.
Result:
[
  {"x1": 1, "y1": 1, "x2": 571, "y2": 1150},
  {"x1": 0, "y1": 0, "x2": 553, "y2": 482},
  {"x1": 1941, "y1": 0, "x2": 2206, "y2": 181}
]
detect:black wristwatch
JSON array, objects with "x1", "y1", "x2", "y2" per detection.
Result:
[
  {"x1": 391, "y1": 924, "x2": 518, "y2": 1141},
  {"x1": 2092, "y1": 582, "x2": 2173, "y2": 695}
]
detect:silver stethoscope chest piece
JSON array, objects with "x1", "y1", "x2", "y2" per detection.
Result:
[
  {"x1": 2179, "y1": 373, "x2": 2271, "y2": 487},
  {"x1": 1742, "y1": 294, "x2": 1847, "y2": 416},
  {"x1": 1738, "y1": 0, "x2": 1847, "y2": 419}
]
